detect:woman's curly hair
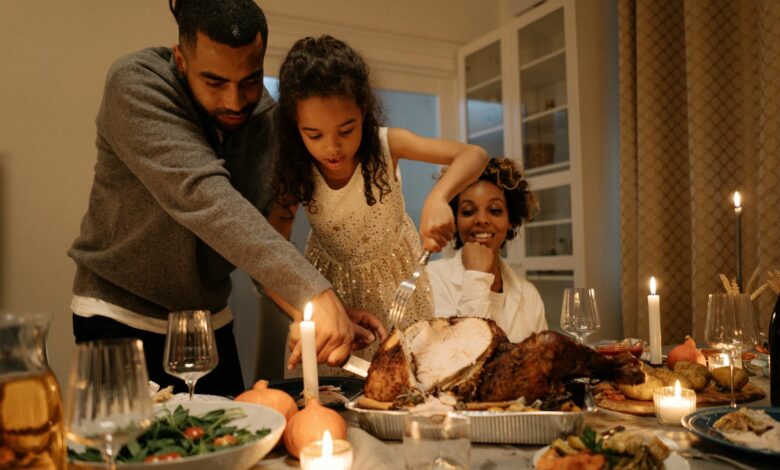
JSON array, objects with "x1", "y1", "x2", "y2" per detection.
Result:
[
  {"x1": 448, "y1": 158, "x2": 539, "y2": 249},
  {"x1": 275, "y1": 35, "x2": 391, "y2": 211}
]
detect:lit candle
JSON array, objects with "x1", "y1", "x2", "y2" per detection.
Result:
[
  {"x1": 300, "y1": 430, "x2": 353, "y2": 470},
  {"x1": 648, "y1": 277, "x2": 662, "y2": 365},
  {"x1": 733, "y1": 191, "x2": 742, "y2": 292},
  {"x1": 301, "y1": 302, "x2": 319, "y2": 401},
  {"x1": 653, "y1": 380, "x2": 697, "y2": 425}
]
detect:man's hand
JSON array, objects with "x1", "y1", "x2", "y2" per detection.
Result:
[
  {"x1": 347, "y1": 308, "x2": 388, "y2": 350},
  {"x1": 420, "y1": 196, "x2": 455, "y2": 252},
  {"x1": 461, "y1": 241, "x2": 494, "y2": 273},
  {"x1": 287, "y1": 289, "x2": 354, "y2": 369}
]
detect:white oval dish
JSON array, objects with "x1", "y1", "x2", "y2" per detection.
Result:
[{"x1": 69, "y1": 401, "x2": 285, "y2": 470}]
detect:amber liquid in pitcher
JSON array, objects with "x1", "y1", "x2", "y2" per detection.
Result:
[{"x1": 0, "y1": 371, "x2": 65, "y2": 469}]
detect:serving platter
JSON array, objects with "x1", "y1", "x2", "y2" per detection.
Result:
[
  {"x1": 346, "y1": 397, "x2": 594, "y2": 445},
  {"x1": 682, "y1": 406, "x2": 780, "y2": 458},
  {"x1": 593, "y1": 381, "x2": 765, "y2": 416}
]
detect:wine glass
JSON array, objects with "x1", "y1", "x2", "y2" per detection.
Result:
[
  {"x1": 65, "y1": 338, "x2": 155, "y2": 469},
  {"x1": 560, "y1": 287, "x2": 601, "y2": 343},
  {"x1": 704, "y1": 293, "x2": 758, "y2": 407},
  {"x1": 163, "y1": 310, "x2": 219, "y2": 400}
]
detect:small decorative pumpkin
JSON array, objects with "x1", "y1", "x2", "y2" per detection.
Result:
[
  {"x1": 666, "y1": 335, "x2": 706, "y2": 369},
  {"x1": 234, "y1": 380, "x2": 298, "y2": 422},
  {"x1": 283, "y1": 398, "x2": 347, "y2": 458}
]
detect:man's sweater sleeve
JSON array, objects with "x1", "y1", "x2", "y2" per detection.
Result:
[{"x1": 98, "y1": 57, "x2": 330, "y2": 311}]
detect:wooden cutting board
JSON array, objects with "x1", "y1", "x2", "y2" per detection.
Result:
[{"x1": 594, "y1": 381, "x2": 766, "y2": 416}]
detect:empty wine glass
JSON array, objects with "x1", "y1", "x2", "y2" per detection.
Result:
[
  {"x1": 704, "y1": 293, "x2": 758, "y2": 407},
  {"x1": 65, "y1": 338, "x2": 154, "y2": 469},
  {"x1": 163, "y1": 310, "x2": 219, "y2": 400},
  {"x1": 560, "y1": 287, "x2": 601, "y2": 343}
]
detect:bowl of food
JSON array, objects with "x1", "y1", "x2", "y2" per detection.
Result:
[
  {"x1": 69, "y1": 401, "x2": 285, "y2": 470},
  {"x1": 595, "y1": 338, "x2": 645, "y2": 358}
]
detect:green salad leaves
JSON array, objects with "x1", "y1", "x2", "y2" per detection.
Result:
[{"x1": 68, "y1": 405, "x2": 271, "y2": 464}]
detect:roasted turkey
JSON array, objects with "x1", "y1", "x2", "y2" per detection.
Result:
[{"x1": 364, "y1": 318, "x2": 644, "y2": 403}]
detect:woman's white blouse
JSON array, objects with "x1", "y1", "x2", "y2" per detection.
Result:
[{"x1": 426, "y1": 250, "x2": 547, "y2": 342}]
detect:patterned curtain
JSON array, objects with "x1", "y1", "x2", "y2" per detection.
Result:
[{"x1": 619, "y1": 0, "x2": 780, "y2": 344}]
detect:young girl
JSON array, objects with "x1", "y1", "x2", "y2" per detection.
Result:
[
  {"x1": 276, "y1": 35, "x2": 488, "y2": 364},
  {"x1": 427, "y1": 158, "x2": 547, "y2": 343}
]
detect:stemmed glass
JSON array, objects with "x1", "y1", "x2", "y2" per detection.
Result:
[
  {"x1": 560, "y1": 287, "x2": 601, "y2": 344},
  {"x1": 704, "y1": 293, "x2": 758, "y2": 408},
  {"x1": 65, "y1": 338, "x2": 155, "y2": 470},
  {"x1": 163, "y1": 310, "x2": 219, "y2": 400}
]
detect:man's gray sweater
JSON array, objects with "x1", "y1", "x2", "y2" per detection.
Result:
[{"x1": 68, "y1": 47, "x2": 330, "y2": 321}]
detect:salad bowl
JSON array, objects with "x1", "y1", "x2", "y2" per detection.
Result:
[{"x1": 69, "y1": 401, "x2": 285, "y2": 470}]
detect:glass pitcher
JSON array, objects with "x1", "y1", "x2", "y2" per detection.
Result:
[{"x1": 0, "y1": 313, "x2": 66, "y2": 469}]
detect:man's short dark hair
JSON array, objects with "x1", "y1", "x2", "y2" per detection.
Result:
[{"x1": 170, "y1": 0, "x2": 268, "y2": 49}]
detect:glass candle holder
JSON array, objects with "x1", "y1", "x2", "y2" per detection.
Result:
[
  {"x1": 300, "y1": 431, "x2": 352, "y2": 470},
  {"x1": 653, "y1": 381, "x2": 697, "y2": 425}
]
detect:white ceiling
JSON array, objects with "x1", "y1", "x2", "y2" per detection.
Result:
[{"x1": 259, "y1": 0, "x2": 502, "y2": 45}]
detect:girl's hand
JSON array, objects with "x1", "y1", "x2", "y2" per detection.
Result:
[
  {"x1": 461, "y1": 241, "x2": 494, "y2": 273},
  {"x1": 420, "y1": 196, "x2": 455, "y2": 252},
  {"x1": 346, "y1": 308, "x2": 388, "y2": 350}
]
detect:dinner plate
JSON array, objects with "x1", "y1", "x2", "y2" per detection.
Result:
[
  {"x1": 531, "y1": 445, "x2": 690, "y2": 469},
  {"x1": 69, "y1": 401, "x2": 285, "y2": 470},
  {"x1": 682, "y1": 405, "x2": 780, "y2": 457},
  {"x1": 268, "y1": 376, "x2": 364, "y2": 409}
]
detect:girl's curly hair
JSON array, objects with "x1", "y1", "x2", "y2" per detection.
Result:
[
  {"x1": 275, "y1": 35, "x2": 391, "y2": 211},
  {"x1": 448, "y1": 158, "x2": 539, "y2": 249}
]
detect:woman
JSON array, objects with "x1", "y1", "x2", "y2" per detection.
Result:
[{"x1": 427, "y1": 158, "x2": 547, "y2": 342}]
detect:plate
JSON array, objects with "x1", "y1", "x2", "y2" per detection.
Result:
[
  {"x1": 69, "y1": 401, "x2": 285, "y2": 470},
  {"x1": 682, "y1": 406, "x2": 780, "y2": 457},
  {"x1": 268, "y1": 376, "x2": 364, "y2": 409},
  {"x1": 531, "y1": 445, "x2": 690, "y2": 469},
  {"x1": 166, "y1": 393, "x2": 231, "y2": 404}
]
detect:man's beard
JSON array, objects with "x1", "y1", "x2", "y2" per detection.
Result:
[{"x1": 209, "y1": 103, "x2": 257, "y2": 131}]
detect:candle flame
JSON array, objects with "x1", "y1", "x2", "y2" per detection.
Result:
[
  {"x1": 649, "y1": 276, "x2": 657, "y2": 295},
  {"x1": 733, "y1": 191, "x2": 741, "y2": 208},
  {"x1": 304, "y1": 302, "x2": 313, "y2": 322},
  {"x1": 673, "y1": 380, "x2": 681, "y2": 398},
  {"x1": 322, "y1": 430, "x2": 333, "y2": 457}
]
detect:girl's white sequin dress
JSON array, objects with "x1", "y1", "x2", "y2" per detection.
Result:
[{"x1": 302, "y1": 127, "x2": 434, "y2": 376}]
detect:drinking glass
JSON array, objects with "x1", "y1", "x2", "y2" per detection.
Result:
[
  {"x1": 65, "y1": 338, "x2": 154, "y2": 469},
  {"x1": 704, "y1": 293, "x2": 758, "y2": 407},
  {"x1": 560, "y1": 287, "x2": 601, "y2": 343},
  {"x1": 163, "y1": 310, "x2": 218, "y2": 400},
  {"x1": 403, "y1": 412, "x2": 470, "y2": 470}
]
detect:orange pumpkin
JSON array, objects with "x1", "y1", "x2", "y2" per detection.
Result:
[
  {"x1": 283, "y1": 398, "x2": 347, "y2": 458},
  {"x1": 234, "y1": 380, "x2": 298, "y2": 422}
]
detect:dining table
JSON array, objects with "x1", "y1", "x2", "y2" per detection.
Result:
[{"x1": 251, "y1": 376, "x2": 778, "y2": 470}]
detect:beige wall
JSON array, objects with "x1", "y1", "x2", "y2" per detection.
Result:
[{"x1": 0, "y1": 1, "x2": 501, "y2": 385}]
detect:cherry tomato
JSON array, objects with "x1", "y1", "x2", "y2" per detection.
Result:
[
  {"x1": 144, "y1": 452, "x2": 182, "y2": 462},
  {"x1": 184, "y1": 426, "x2": 205, "y2": 441},
  {"x1": 214, "y1": 435, "x2": 238, "y2": 446}
]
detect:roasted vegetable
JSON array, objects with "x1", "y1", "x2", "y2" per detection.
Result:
[
  {"x1": 712, "y1": 366, "x2": 749, "y2": 391},
  {"x1": 673, "y1": 360, "x2": 711, "y2": 391}
]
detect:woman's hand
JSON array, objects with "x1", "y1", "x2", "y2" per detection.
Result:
[
  {"x1": 420, "y1": 195, "x2": 455, "y2": 252},
  {"x1": 461, "y1": 241, "x2": 494, "y2": 273}
]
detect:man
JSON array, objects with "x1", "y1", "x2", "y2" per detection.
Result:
[{"x1": 68, "y1": 0, "x2": 383, "y2": 396}]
